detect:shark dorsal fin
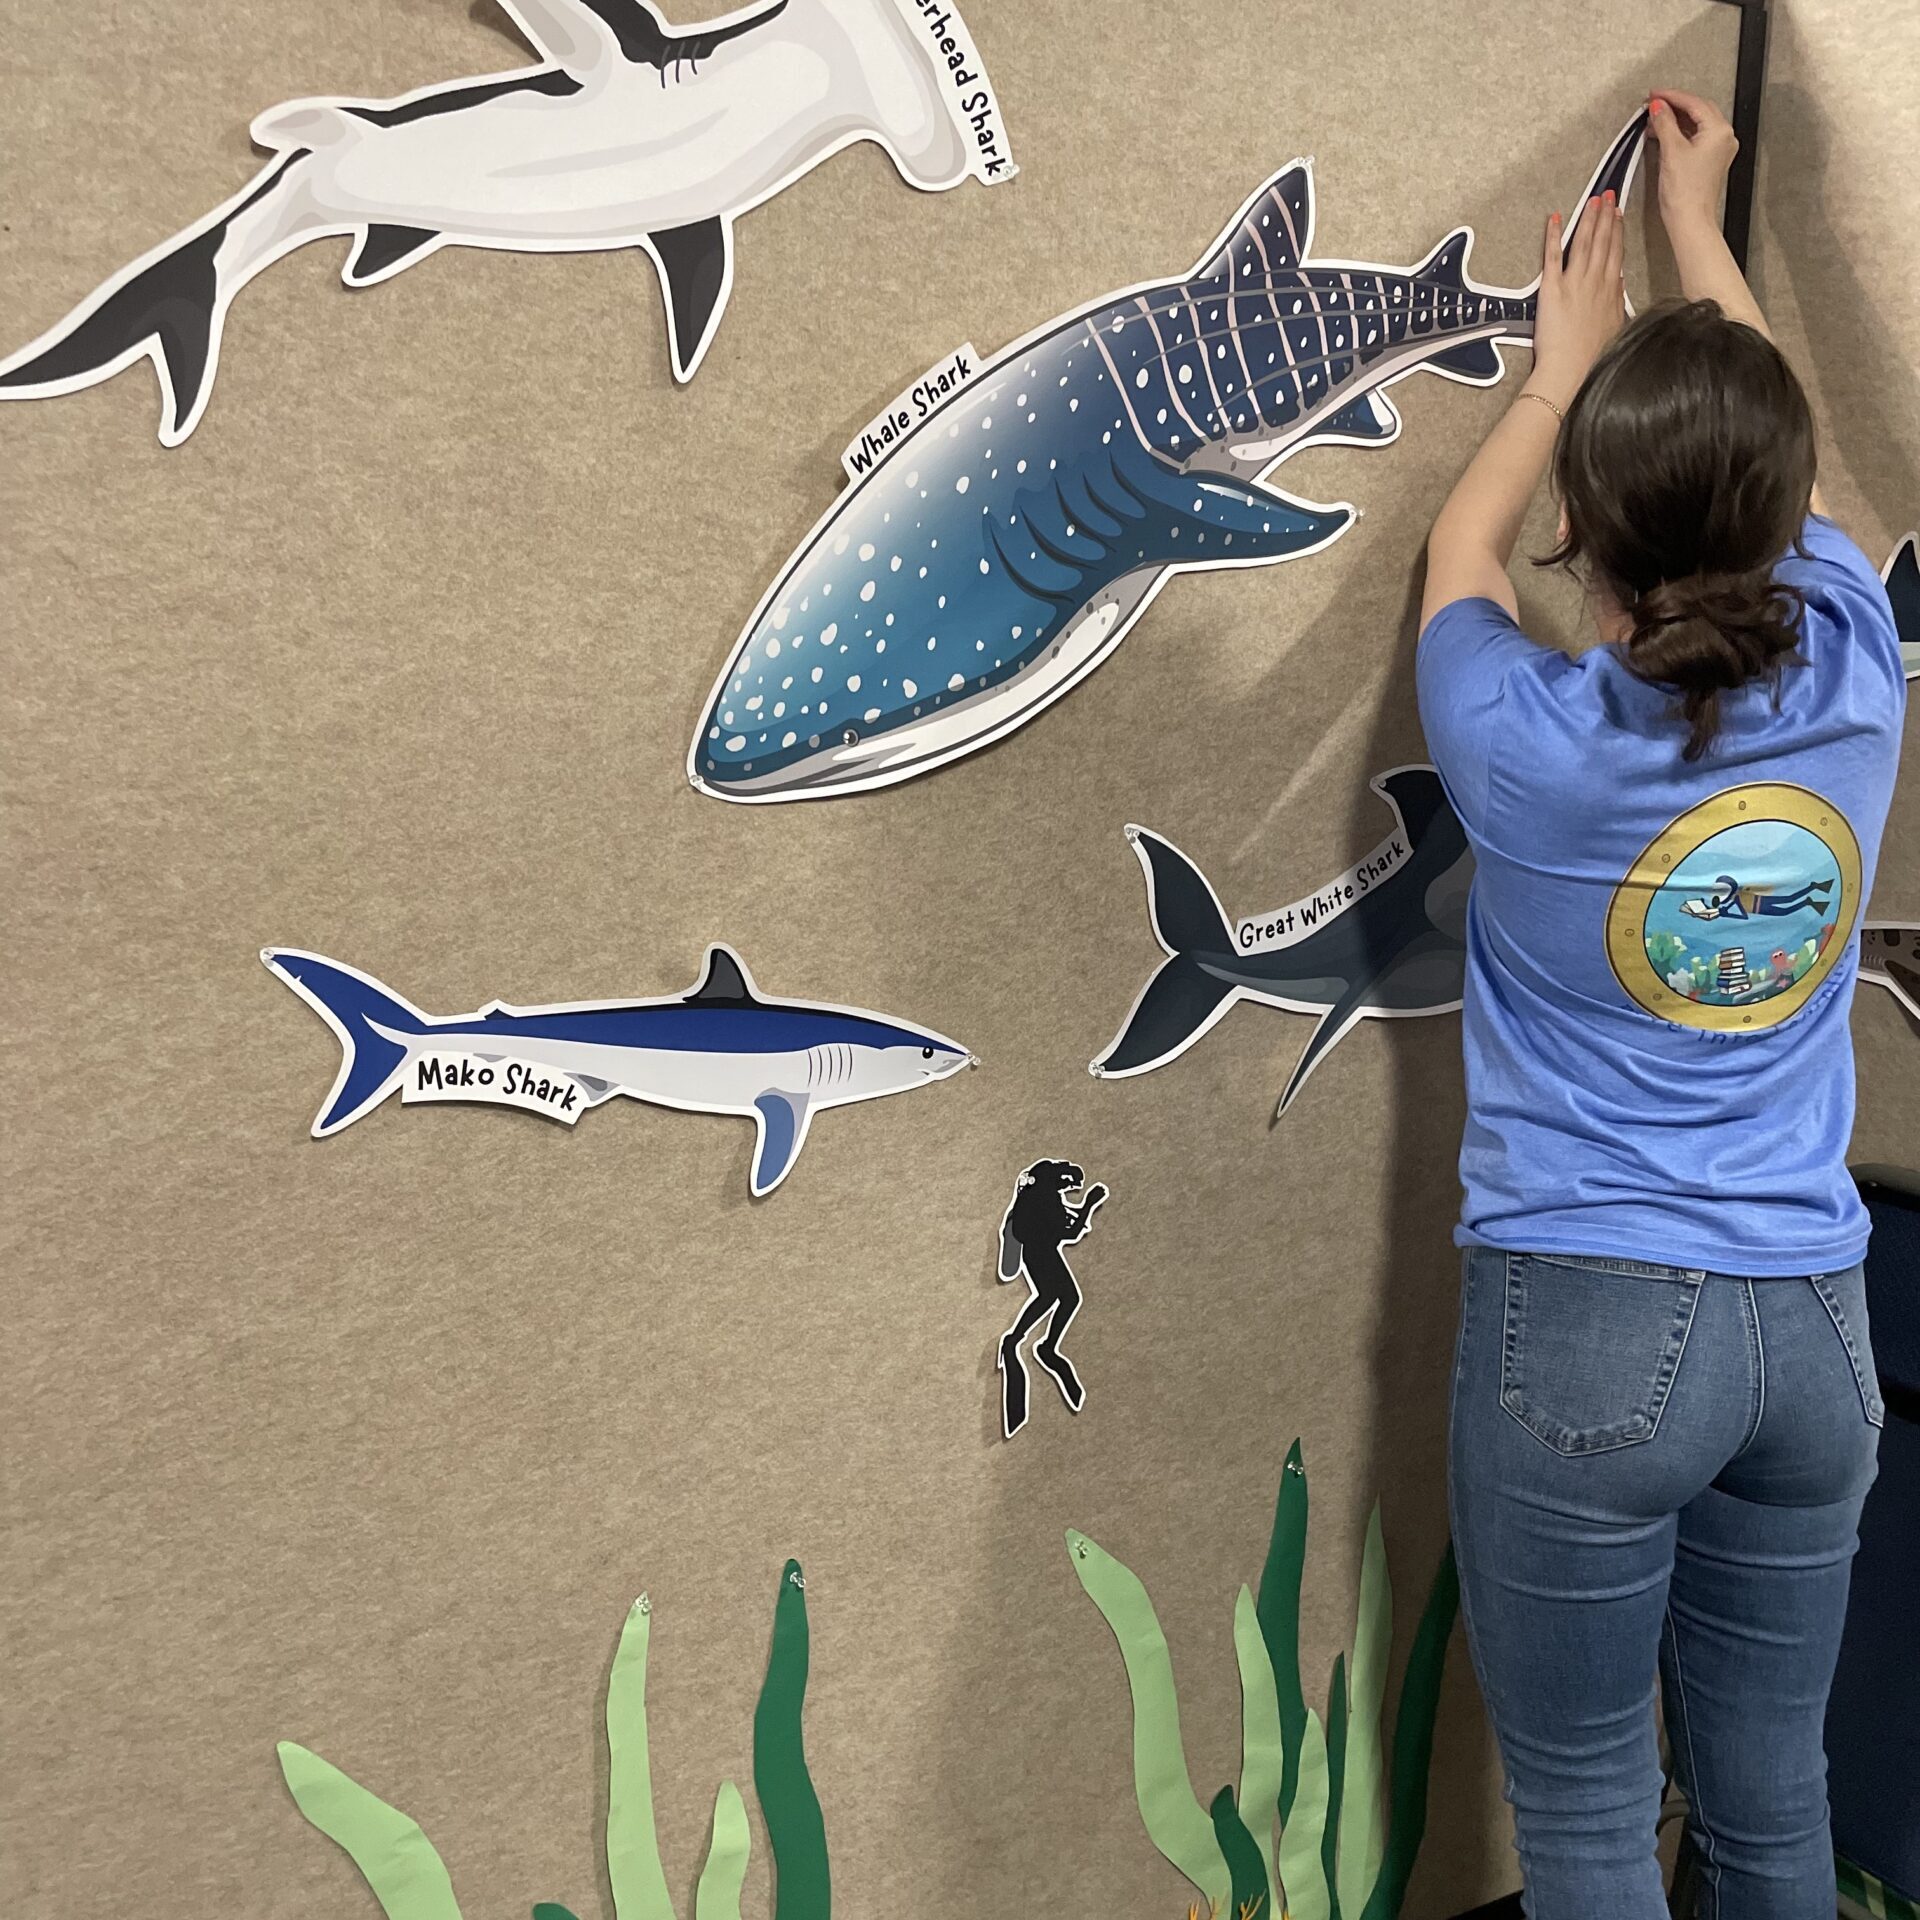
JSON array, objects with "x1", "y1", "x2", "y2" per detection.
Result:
[
  {"x1": 1883, "y1": 533, "x2": 1919, "y2": 671},
  {"x1": 687, "y1": 944, "x2": 759, "y2": 1005},
  {"x1": 1193, "y1": 162, "x2": 1314, "y2": 287}
]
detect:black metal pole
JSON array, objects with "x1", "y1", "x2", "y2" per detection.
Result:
[{"x1": 1712, "y1": 0, "x2": 1772, "y2": 271}]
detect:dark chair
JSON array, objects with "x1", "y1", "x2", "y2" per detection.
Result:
[{"x1": 1824, "y1": 1164, "x2": 1920, "y2": 1904}]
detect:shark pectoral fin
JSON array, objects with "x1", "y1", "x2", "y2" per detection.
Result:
[
  {"x1": 1302, "y1": 391, "x2": 1401, "y2": 448},
  {"x1": 1424, "y1": 338, "x2": 1506, "y2": 382},
  {"x1": 1274, "y1": 987, "x2": 1372, "y2": 1119},
  {"x1": 343, "y1": 224, "x2": 441, "y2": 287},
  {"x1": 647, "y1": 217, "x2": 733, "y2": 382},
  {"x1": 749, "y1": 1089, "x2": 813, "y2": 1197},
  {"x1": 1129, "y1": 464, "x2": 1354, "y2": 566},
  {"x1": 571, "y1": 1074, "x2": 620, "y2": 1107}
]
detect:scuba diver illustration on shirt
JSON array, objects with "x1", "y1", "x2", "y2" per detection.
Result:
[
  {"x1": 1678, "y1": 872, "x2": 1835, "y2": 923},
  {"x1": 995, "y1": 1159, "x2": 1107, "y2": 1440}
]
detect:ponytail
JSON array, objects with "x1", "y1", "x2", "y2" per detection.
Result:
[{"x1": 1624, "y1": 566, "x2": 1807, "y2": 761}]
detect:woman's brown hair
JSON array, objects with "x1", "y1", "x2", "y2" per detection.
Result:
[{"x1": 1540, "y1": 298, "x2": 1818, "y2": 759}]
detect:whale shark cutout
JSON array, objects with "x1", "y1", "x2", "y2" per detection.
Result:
[
  {"x1": 690, "y1": 112, "x2": 1648, "y2": 802},
  {"x1": 1882, "y1": 531, "x2": 1920, "y2": 680},
  {"x1": 261, "y1": 943, "x2": 974, "y2": 1196},
  {"x1": 1091, "y1": 766, "x2": 1472, "y2": 1116},
  {"x1": 0, "y1": 0, "x2": 1016, "y2": 445}
]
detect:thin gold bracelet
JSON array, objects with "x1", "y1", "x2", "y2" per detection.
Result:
[{"x1": 1517, "y1": 389, "x2": 1565, "y2": 422}]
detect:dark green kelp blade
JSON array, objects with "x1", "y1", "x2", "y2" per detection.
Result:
[
  {"x1": 1257, "y1": 1441, "x2": 1311, "y2": 1819},
  {"x1": 1358, "y1": 1542, "x2": 1461, "y2": 1920},
  {"x1": 1211, "y1": 1784, "x2": 1271, "y2": 1918},
  {"x1": 753, "y1": 1559, "x2": 830, "y2": 1920}
]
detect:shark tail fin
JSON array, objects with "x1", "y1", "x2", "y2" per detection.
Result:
[
  {"x1": 0, "y1": 152, "x2": 305, "y2": 446},
  {"x1": 262, "y1": 949, "x2": 428, "y2": 1136},
  {"x1": 1091, "y1": 828, "x2": 1240, "y2": 1077}
]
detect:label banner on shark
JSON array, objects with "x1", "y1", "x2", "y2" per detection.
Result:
[
  {"x1": 1092, "y1": 766, "x2": 1470, "y2": 1117},
  {"x1": 264, "y1": 944, "x2": 974, "y2": 1195},
  {"x1": 689, "y1": 114, "x2": 1647, "y2": 802},
  {"x1": 402, "y1": 1051, "x2": 589, "y2": 1123},
  {"x1": 0, "y1": 0, "x2": 1015, "y2": 445}
]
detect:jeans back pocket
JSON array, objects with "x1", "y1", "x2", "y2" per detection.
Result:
[
  {"x1": 1500, "y1": 1253, "x2": 1703, "y2": 1456},
  {"x1": 1811, "y1": 1267, "x2": 1885, "y2": 1428}
]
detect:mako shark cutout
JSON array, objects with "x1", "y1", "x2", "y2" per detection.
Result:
[
  {"x1": 1859, "y1": 925, "x2": 1920, "y2": 1026},
  {"x1": 0, "y1": 0, "x2": 1013, "y2": 445},
  {"x1": 1092, "y1": 767, "x2": 1470, "y2": 1116},
  {"x1": 691, "y1": 114, "x2": 1648, "y2": 802},
  {"x1": 263, "y1": 944, "x2": 973, "y2": 1195}
]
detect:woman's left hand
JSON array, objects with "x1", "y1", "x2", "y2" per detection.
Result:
[{"x1": 1529, "y1": 195, "x2": 1626, "y2": 407}]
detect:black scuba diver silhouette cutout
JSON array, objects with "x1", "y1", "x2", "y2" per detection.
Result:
[{"x1": 996, "y1": 1159, "x2": 1108, "y2": 1440}]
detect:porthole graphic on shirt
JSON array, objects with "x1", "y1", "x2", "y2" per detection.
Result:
[{"x1": 1607, "y1": 784, "x2": 1863, "y2": 1033}]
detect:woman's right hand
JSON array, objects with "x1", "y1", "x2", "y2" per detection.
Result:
[{"x1": 1649, "y1": 89, "x2": 1739, "y2": 232}]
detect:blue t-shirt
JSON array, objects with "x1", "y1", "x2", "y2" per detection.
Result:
[{"x1": 1416, "y1": 516, "x2": 1905, "y2": 1275}]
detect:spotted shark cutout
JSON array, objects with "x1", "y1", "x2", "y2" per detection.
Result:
[
  {"x1": 1093, "y1": 767, "x2": 1471, "y2": 1116},
  {"x1": 0, "y1": 0, "x2": 1012, "y2": 445},
  {"x1": 691, "y1": 115, "x2": 1648, "y2": 801}
]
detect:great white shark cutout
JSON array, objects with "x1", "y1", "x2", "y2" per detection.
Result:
[
  {"x1": 690, "y1": 113, "x2": 1648, "y2": 801},
  {"x1": 1092, "y1": 767, "x2": 1470, "y2": 1116},
  {"x1": 263, "y1": 945, "x2": 974, "y2": 1196},
  {"x1": 0, "y1": 0, "x2": 1013, "y2": 445}
]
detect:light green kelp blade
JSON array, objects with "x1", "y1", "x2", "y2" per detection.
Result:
[
  {"x1": 1256, "y1": 1442, "x2": 1311, "y2": 1819},
  {"x1": 1067, "y1": 1529, "x2": 1232, "y2": 1914},
  {"x1": 1278, "y1": 1709, "x2": 1332, "y2": 1920},
  {"x1": 1234, "y1": 1584, "x2": 1284, "y2": 1908},
  {"x1": 1322, "y1": 1656, "x2": 1349, "y2": 1920},
  {"x1": 753, "y1": 1560, "x2": 830, "y2": 1920},
  {"x1": 1211, "y1": 1784, "x2": 1272, "y2": 1919},
  {"x1": 1359, "y1": 1544, "x2": 1460, "y2": 1920},
  {"x1": 606, "y1": 1596, "x2": 677, "y2": 1920},
  {"x1": 695, "y1": 1780, "x2": 752, "y2": 1920},
  {"x1": 277, "y1": 1742, "x2": 463, "y2": 1920},
  {"x1": 1336, "y1": 1510, "x2": 1391, "y2": 1920}
]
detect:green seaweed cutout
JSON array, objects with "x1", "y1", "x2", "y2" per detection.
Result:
[
  {"x1": 1073, "y1": 1442, "x2": 1456, "y2": 1920},
  {"x1": 753, "y1": 1560, "x2": 830, "y2": 1920},
  {"x1": 694, "y1": 1781, "x2": 751, "y2": 1920},
  {"x1": 1257, "y1": 1441, "x2": 1311, "y2": 1821},
  {"x1": 1277, "y1": 1709, "x2": 1331, "y2": 1920},
  {"x1": 1233, "y1": 1586, "x2": 1285, "y2": 1901},
  {"x1": 1322, "y1": 1654, "x2": 1349, "y2": 1920},
  {"x1": 282, "y1": 1567, "x2": 832, "y2": 1920},
  {"x1": 608, "y1": 1596, "x2": 678, "y2": 1920},
  {"x1": 1336, "y1": 1511, "x2": 1391, "y2": 1920},
  {"x1": 1359, "y1": 1545, "x2": 1460, "y2": 1920},
  {"x1": 1210, "y1": 1785, "x2": 1270, "y2": 1918},
  {"x1": 277, "y1": 1741, "x2": 463, "y2": 1920},
  {"x1": 1067, "y1": 1528, "x2": 1236, "y2": 1913}
]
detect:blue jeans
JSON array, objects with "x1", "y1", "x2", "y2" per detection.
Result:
[{"x1": 1449, "y1": 1247, "x2": 1883, "y2": 1920}]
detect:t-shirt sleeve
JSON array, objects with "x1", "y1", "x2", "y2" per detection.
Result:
[
  {"x1": 1416, "y1": 596, "x2": 1539, "y2": 832},
  {"x1": 1777, "y1": 514, "x2": 1905, "y2": 682}
]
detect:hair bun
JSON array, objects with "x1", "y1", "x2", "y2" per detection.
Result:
[{"x1": 1626, "y1": 567, "x2": 1806, "y2": 757}]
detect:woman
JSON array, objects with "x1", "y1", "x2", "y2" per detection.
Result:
[{"x1": 1416, "y1": 91, "x2": 1906, "y2": 1920}]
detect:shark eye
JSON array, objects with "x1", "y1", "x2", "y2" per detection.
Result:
[
  {"x1": 921, "y1": 1046, "x2": 935, "y2": 1059},
  {"x1": 841, "y1": 726, "x2": 860, "y2": 746}
]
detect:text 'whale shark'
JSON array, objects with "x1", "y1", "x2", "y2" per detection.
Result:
[
  {"x1": 690, "y1": 114, "x2": 1648, "y2": 801},
  {"x1": 0, "y1": 0, "x2": 1011, "y2": 444},
  {"x1": 1092, "y1": 767, "x2": 1470, "y2": 1115},
  {"x1": 264, "y1": 944, "x2": 973, "y2": 1195}
]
